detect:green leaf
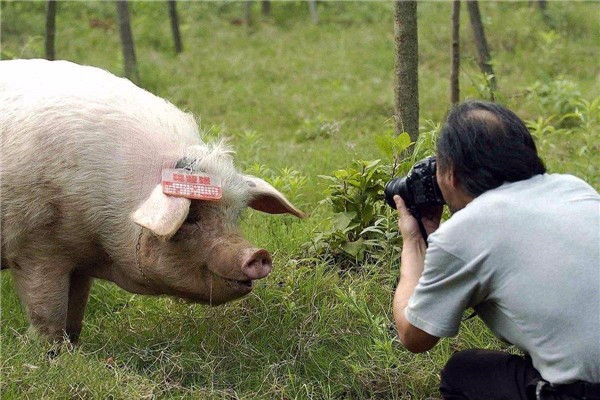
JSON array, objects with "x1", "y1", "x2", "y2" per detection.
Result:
[
  {"x1": 361, "y1": 204, "x2": 374, "y2": 224},
  {"x1": 374, "y1": 134, "x2": 395, "y2": 159},
  {"x1": 333, "y1": 170, "x2": 350, "y2": 179},
  {"x1": 317, "y1": 175, "x2": 338, "y2": 182},
  {"x1": 365, "y1": 159, "x2": 381, "y2": 169},
  {"x1": 341, "y1": 238, "x2": 365, "y2": 257},
  {"x1": 394, "y1": 132, "x2": 412, "y2": 153},
  {"x1": 333, "y1": 212, "x2": 356, "y2": 230},
  {"x1": 347, "y1": 179, "x2": 361, "y2": 188},
  {"x1": 360, "y1": 226, "x2": 384, "y2": 235}
]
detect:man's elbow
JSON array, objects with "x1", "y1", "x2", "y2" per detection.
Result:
[
  {"x1": 399, "y1": 334, "x2": 436, "y2": 353},
  {"x1": 396, "y1": 321, "x2": 439, "y2": 353}
]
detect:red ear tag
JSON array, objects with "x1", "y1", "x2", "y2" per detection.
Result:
[{"x1": 162, "y1": 169, "x2": 223, "y2": 201}]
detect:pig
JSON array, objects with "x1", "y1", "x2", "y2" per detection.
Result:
[{"x1": 0, "y1": 59, "x2": 304, "y2": 343}]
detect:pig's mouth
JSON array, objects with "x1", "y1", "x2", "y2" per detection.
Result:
[
  {"x1": 205, "y1": 266, "x2": 255, "y2": 293},
  {"x1": 212, "y1": 273, "x2": 254, "y2": 292},
  {"x1": 226, "y1": 278, "x2": 253, "y2": 289}
]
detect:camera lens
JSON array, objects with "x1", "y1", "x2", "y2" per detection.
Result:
[{"x1": 384, "y1": 177, "x2": 411, "y2": 209}]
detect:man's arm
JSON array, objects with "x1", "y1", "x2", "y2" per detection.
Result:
[{"x1": 392, "y1": 195, "x2": 441, "y2": 353}]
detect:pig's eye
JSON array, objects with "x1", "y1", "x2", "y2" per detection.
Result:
[
  {"x1": 184, "y1": 214, "x2": 198, "y2": 224},
  {"x1": 184, "y1": 208, "x2": 201, "y2": 224},
  {"x1": 173, "y1": 215, "x2": 200, "y2": 241},
  {"x1": 172, "y1": 223, "x2": 198, "y2": 242}
]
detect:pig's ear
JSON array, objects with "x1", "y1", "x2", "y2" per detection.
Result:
[
  {"x1": 244, "y1": 175, "x2": 305, "y2": 218},
  {"x1": 131, "y1": 185, "x2": 191, "y2": 239}
]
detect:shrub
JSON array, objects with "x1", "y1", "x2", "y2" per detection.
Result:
[
  {"x1": 526, "y1": 95, "x2": 599, "y2": 187},
  {"x1": 302, "y1": 127, "x2": 439, "y2": 270}
]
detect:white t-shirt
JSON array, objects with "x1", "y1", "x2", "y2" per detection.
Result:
[{"x1": 405, "y1": 173, "x2": 600, "y2": 384}]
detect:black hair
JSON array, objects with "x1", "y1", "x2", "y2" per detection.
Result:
[{"x1": 436, "y1": 100, "x2": 546, "y2": 197}]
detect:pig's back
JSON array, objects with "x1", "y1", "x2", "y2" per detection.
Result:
[
  {"x1": 0, "y1": 59, "x2": 200, "y2": 259},
  {"x1": 0, "y1": 59, "x2": 199, "y2": 160}
]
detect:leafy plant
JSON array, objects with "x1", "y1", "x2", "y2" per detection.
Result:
[
  {"x1": 245, "y1": 163, "x2": 308, "y2": 206},
  {"x1": 300, "y1": 159, "x2": 394, "y2": 268},
  {"x1": 526, "y1": 95, "x2": 599, "y2": 186},
  {"x1": 526, "y1": 77, "x2": 582, "y2": 120},
  {"x1": 407, "y1": 121, "x2": 441, "y2": 165},
  {"x1": 301, "y1": 126, "x2": 441, "y2": 270},
  {"x1": 294, "y1": 115, "x2": 342, "y2": 143}
]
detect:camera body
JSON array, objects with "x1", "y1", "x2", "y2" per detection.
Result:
[{"x1": 384, "y1": 156, "x2": 446, "y2": 216}]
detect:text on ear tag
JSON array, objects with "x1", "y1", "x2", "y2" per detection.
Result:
[{"x1": 162, "y1": 169, "x2": 222, "y2": 201}]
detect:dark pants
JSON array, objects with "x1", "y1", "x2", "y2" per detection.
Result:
[{"x1": 439, "y1": 349, "x2": 581, "y2": 400}]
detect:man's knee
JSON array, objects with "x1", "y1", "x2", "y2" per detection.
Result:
[
  {"x1": 440, "y1": 349, "x2": 538, "y2": 400},
  {"x1": 440, "y1": 349, "x2": 484, "y2": 391}
]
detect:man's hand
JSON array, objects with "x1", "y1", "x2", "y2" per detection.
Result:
[
  {"x1": 392, "y1": 195, "x2": 442, "y2": 353},
  {"x1": 393, "y1": 195, "x2": 443, "y2": 243}
]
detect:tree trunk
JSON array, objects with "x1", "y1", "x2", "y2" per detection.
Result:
[
  {"x1": 45, "y1": 0, "x2": 57, "y2": 61},
  {"x1": 309, "y1": 0, "x2": 319, "y2": 24},
  {"x1": 537, "y1": 0, "x2": 552, "y2": 26},
  {"x1": 466, "y1": 0, "x2": 496, "y2": 97},
  {"x1": 243, "y1": 1, "x2": 252, "y2": 26},
  {"x1": 116, "y1": 0, "x2": 140, "y2": 84},
  {"x1": 168, "y1": 0, "x2": 183, "y2": 54},
  {"x1": 450, "y1": 0, "x2": 461, "y2": 104},
  {"x1": 394, "y1": 1, "x2": 419, "y2": 144},
  {"x1": 261, "y1": 0, "x2": 271, "y2": 16}
]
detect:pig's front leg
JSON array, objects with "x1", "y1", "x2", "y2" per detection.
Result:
[
  {"x1": 11, "y1": 261, "x2": 71, "y2": 341},
  {"x1": 65, "y1": 272, "x2": 93, "y2": 343}
]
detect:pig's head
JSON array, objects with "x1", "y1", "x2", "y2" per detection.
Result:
[{"x1": 130, "y1": 143, "x2": 304, "y2": 304}]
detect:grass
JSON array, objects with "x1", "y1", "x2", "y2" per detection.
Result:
[{"x1": 1, "y1": 1, "x2": 599, "y2": 399}]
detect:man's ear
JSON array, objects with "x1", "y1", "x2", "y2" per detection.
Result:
[
  {"x1": 438, "y1": 167, "x2": 458, "y2": 189},
  {"x1": 448, "y1": 169, "x2": 461, "y2": 189}
]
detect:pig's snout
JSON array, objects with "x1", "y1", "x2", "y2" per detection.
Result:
[{"x1": 241, "y1": 249, "x2": 272, "y2": 280}]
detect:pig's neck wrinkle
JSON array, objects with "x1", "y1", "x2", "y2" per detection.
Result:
[
  {"x1": 111, "y1": 272, "x2": 163, "y2": 295},
  {"x1": 87, "y1": 262, "x2": 163, "y2": 295}
]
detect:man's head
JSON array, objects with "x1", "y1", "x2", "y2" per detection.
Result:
[{"x1": 435, "y1": 101, "x2": 546, "y2": 211}]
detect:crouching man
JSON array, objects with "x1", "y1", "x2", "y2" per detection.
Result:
[{"x1": 392, "y1": 101, "x2": 600, "y2": 400}]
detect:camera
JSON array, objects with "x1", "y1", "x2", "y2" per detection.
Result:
[{"x1": 384, "y1": 156, "x2": 446, "y2": 216}]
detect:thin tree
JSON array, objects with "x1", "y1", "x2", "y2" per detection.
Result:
[
  {"x1": 168, "y1": 0, "x2": 183, "y2": 54},
  {"x1": 450, "y1": 0, "x2": 461, "y2": 104},
  {"x1": 537, "y1": 0, "x2": 552, "y2": 26},
  {"x1": 309, "y1": 0, "x2": 319, "y2": 24},
  {"x1": 261, "y1": 0, "x2": 271, "y2": 16},
  {"x1": 537, "y1": 0, "x2": 548, "y2": 12},
  {"x1": 116, "y1": 0, "x2": 140, "y2": 84},
  {"x1": 394, "y1": 0, "x2": 419, "y2": 145},
  {"x1": 466, "y1": 0, "x2": 496, "y2": 97},
  {"x1": 243, "y1": 1, "x2": 252, "y2": 27},
  {"x1": 45, "y1": 0, "x2": 57, "y2": 61}
]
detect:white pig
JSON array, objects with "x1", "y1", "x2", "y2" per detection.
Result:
[{"x1": 0, "y1": 59, "x2": 304, "y2": 342}]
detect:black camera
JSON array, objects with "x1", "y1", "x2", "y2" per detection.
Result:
[{"x1": 384, "y1": 156, "x2": 446, "y2": 216}]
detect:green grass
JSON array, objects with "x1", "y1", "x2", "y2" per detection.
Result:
[{"x1": 1, "y1": 1, "x2": 599, "y2": 399}]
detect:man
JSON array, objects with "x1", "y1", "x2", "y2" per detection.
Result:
[{"x1": 392, "y1": 101, "x2": 600, "y2": 400}]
